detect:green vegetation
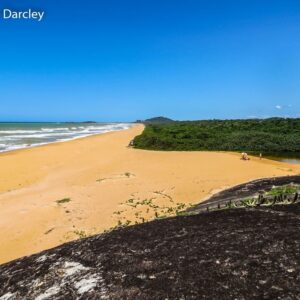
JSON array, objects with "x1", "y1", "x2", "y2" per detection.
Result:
[
  {"x1": 73, "y1": 230, "x2": 88, "y2": 238},
  {"x1": 133, "y1": 118, "x2": 300, "y2": 152},
  {"x1": 56, "y1": 198, "x2": 71, "y2": 204},
  {"x1": 209, "y1": 184, "x2": 300, "y2": 211},
  {"x1": 112, "y1": 196, "x2": 194, "y2": 228},
  {"x1": 111, "y1": 184, "x2": 300, "y2": 229},
  {"x1": 266, "y1": 184, "x2": 300, "y2": 196}
]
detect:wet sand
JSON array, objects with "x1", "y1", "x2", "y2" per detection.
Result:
[{"x1": 0, "y1": 124, "x2": 299, "y2": 264}]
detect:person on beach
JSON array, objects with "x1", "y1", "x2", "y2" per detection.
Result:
[
  {"x1": 259, "y1": 153, "x2": 262, "y2": 160},
  {"x1": 241, "y1": 152, "x2": 250, "y2": 160}
]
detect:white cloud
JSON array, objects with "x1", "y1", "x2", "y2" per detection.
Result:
[{"x1": 275, "y1": 105, "x2": 282, "y2": 109}]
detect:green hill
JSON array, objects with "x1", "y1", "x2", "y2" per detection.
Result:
[{"x1": 136, "y1": 116, "x2": 174, "y2": 124}]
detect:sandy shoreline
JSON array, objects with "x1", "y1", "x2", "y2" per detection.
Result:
[{"x1": 0, "y1": 124, "x2": 299, "y2": 264}]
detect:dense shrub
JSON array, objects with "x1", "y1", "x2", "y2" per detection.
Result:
[{"x1": 133, "y1": 118, "x2": 300, "y2": 153}]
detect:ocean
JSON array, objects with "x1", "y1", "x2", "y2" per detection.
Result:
[{"x1": 0, "y1": 122, "x2": 132, "y2": 153}]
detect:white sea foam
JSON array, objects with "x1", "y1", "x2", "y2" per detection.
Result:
[{"x1": 0, "y1": 123, "x2": 132, "y2": 153}]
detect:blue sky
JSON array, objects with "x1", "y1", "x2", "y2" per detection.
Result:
[{"x1": 1, "y1": 0, "x2": 300, "y2": 121}]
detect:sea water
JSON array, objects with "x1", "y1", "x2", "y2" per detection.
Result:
[{"x1": 0, "y1": 122, "x2": 132, "y2": 153}]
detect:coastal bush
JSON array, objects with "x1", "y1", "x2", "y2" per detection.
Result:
[
  {"x1": 266, "y1": 184, "x2": 300, "y2": 196},
  {"x1": 133, "y1": 118, "x2": 300, "y2": 153}
]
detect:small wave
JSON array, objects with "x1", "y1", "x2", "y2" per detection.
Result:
[
  {"x1": 6, "y1": 132, "x2": 81, "y2": 139},
  {"x1": 0, "y1": 130, "x2": 43, "y2": 134},
  {"x1": 0, "y1": 123, "x2": 132, "y2": 153},
  {"x1": 41, "y1": 128, "x2": 69, "y2": 132},
  {"x1": 0, "y1": 144, "x2": 29, "y2": 152}
]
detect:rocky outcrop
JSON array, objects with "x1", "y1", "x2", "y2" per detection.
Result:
[
  {"x1": 0, "y1": 201, "x2": 299, "y2": 299},
  {"x1": 189, "y1": 175, "x2": 300, "y2": 213}
]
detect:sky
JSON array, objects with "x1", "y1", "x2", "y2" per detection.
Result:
[{"x1": 0, "y1": 0, "x2": 300, "y2": 122}]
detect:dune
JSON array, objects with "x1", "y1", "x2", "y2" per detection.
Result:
[{"x1": 0, "y1": 124, "x2": 299, "y2": 264}]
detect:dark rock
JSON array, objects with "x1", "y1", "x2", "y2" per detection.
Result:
[
  {"x1": 0, "y1": 202, "x2": 299, "y2": 299},
  {"x1": 189, "y1": 175, "x2": 300, "y2": 213}
]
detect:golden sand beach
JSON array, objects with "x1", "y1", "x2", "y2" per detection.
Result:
[{"x1": 0, "y1": 124, "x2": 299, "y2": 264}]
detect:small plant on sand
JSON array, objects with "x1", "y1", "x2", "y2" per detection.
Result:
[
  {"x1": 112, "y1": 191, "x2": 195, "y2": 229},
  {"x1": 73, "y1": 230, "x2": 88, "y2": 238},
  {"x1": 56, "y1": 198, "x2": 71, "y2": 204}
]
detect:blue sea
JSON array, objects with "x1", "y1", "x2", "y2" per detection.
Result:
[{"x1": 0, "y1": 122, "x2": 132, "y2": 153}]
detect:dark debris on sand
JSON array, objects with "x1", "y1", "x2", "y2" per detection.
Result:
[{"x1": 0, "y1": 202, "x2": 299, "y2": 299}]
